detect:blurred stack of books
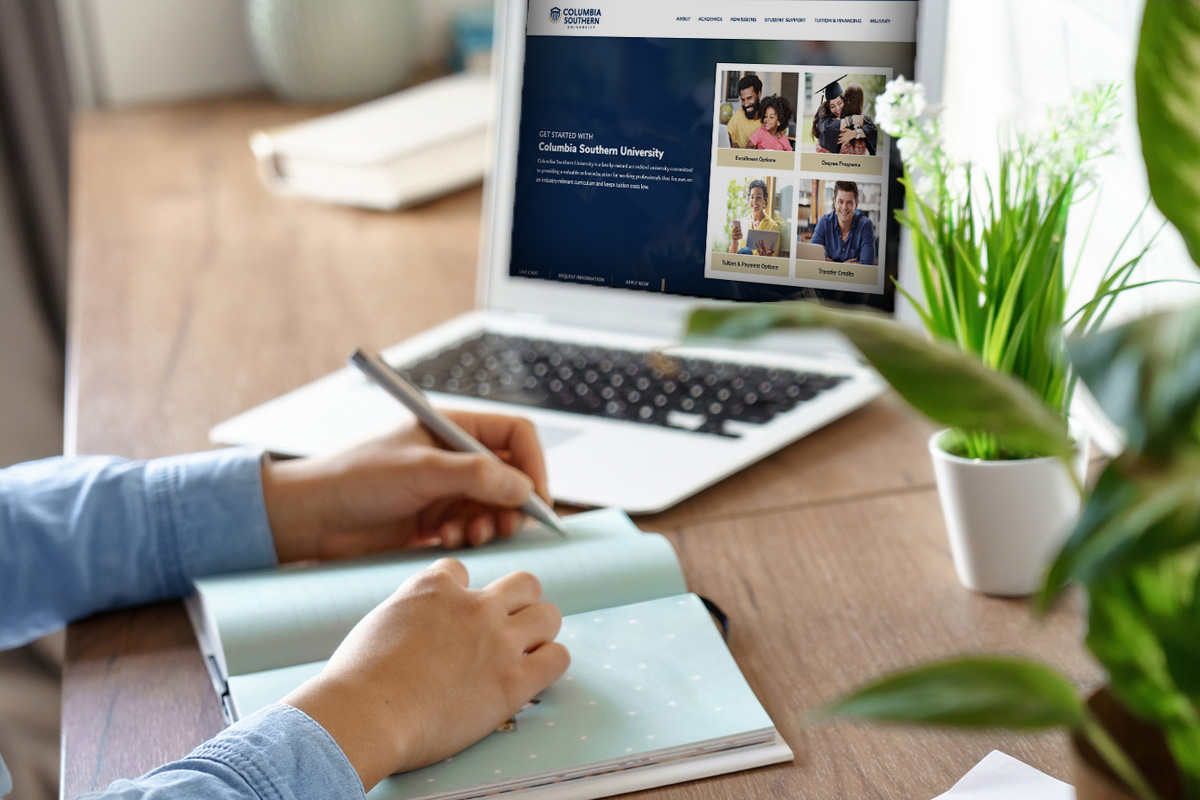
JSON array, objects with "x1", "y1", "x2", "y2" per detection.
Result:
[{"x1": 250, "y1": 70, "x2": 492, "y2": 210}]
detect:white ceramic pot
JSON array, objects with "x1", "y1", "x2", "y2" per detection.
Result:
[{"x1": 929, "y1": 424, "x2": 1089, "y2": 597}]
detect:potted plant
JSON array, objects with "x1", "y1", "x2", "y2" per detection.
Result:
[
  {"x1": 692, "y1": 77, "x2": 1167, "y2": 597},
  {"x1": 818, "y1": 305, "x2": 1200, "y2": 799},
  {"x1": 686, "y1": 0, "x2": 1200, "y2": 793}
]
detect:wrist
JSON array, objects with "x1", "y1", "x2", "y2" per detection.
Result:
[
  {"x1": 262, "y1": 458, "x2": 327, "y2": 563},
  {"x1": 285, "y1": 675, "x2": 410, "y2": 792}
]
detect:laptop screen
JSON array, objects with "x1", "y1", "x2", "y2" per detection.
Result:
[{"x1": 510, "y1": 2, "x2": 918, "y2": 313}]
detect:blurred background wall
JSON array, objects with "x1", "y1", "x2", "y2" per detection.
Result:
[
  {"x1": 0, "y1": 6, "x2": 71, "y2": 800},
  {"x1": 940, "y1": 0, "x2": 1198, "y2": 322},
  {"x1": 57, "y1": 0, "x2": 485, "y2": 108}
]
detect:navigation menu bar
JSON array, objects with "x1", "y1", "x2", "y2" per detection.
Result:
[{"x1": 528, "y1": 1, "x2": 917, "y2": 42}]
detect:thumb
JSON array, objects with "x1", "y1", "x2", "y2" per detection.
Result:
[{"x1": 414, "y1": 451, "x2": 534, "y2": 508}]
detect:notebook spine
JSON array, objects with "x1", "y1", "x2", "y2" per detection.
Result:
[{"x1": 203, "y1": 654, "x2": 234, "y2": 725}]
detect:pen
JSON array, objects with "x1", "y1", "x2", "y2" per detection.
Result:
[{"x1": 349, "y1": 348, "x2": 569, "y2": 538}]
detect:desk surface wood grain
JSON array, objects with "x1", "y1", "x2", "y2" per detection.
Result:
[
  {"x1": 64, "y1": 95, "x2": 1094, "y2": 799},
  {"x1": 68, "y1": 95, "x2": 483, "y2": 462}
]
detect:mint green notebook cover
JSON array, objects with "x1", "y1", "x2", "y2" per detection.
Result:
[
  {"x1": 194, "y1": 508, "x2": 687, "y2": 678},
  {"x1": 229, "y1": 593, "x2": 776, "y2": 800}
]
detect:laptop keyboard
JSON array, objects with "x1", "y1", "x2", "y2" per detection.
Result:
[{"x1": 395, "y1": 333, "x2": 846, "y2": 438}]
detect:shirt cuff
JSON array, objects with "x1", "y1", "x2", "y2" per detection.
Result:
[
  {"x1": 143, "y1": 448, "x2": 279, "y2": 586},
  {"x1": 140, "y1": 704, "x2": 365, "y2": 800}
]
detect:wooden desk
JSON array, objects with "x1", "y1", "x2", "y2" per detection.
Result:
[{"x1": 63, "y1": 96, "x2": 1100, "y2": 799}]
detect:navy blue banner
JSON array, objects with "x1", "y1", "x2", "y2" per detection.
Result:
[{"x1": 509, "y1": 35, "x2": 913, "y2": 308}]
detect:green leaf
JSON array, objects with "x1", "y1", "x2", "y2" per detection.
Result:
[
  {"x1": 821, "y1": 657, "x2": 1085, "y2": 730},
  {"x1": 1067, "y1": 307, "x2": 1200, "y2": 457},
  {"x1": 1137, "y1": 0, "x2": 1200, "y2": 269},
  {"x1": 1086, "y1": 569, "x2": 1200, "y2": 794},
  {"x1": 1038, "y1": 456, "x2": 1200, "y2": 610},
  {"x1": 1088, "y1": 572, "x2": 1199, "y2": 718},
  {"x1": 686, "y1": 303, "x2": 1073, "y2": 460}
]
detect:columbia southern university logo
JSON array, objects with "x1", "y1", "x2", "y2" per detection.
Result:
[{"x1": 553, "y1": 6, "x2": 602, "y2": 28}]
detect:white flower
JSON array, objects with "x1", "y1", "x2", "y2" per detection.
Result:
[
  {"x1": 897, "y1": 116, "x2": 938, "y2": 166},
  {"x1": 944, "y1": 166, "x2": 969, "y2": 203},
  {"x1": 1030, "y1": 82, "x2": 1121, "y2": 189},
  {"x1": 913, "y1": 173, "x2": 936, "y2": 203},
  {"x1": 875, "y1": 76, "x2": 927, "y2": 137}
]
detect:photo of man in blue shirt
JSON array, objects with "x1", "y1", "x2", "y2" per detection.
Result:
[{"x1": 810, "y1": 181, "x2": 877, "y2": 266}]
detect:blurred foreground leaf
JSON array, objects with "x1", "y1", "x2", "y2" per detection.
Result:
[
  {"x1": 687, "y1": 303, "x2": 1072, "y2": 459},
  {"x1": 1137, "y1": 0, "x2": 1200, "y2": 269},
  {"x1": 1087, "y1": 565, "x2": 1200, "y2": 796},
  {"x1": 1039, "y1": 457, "x2": 1200, "y2": 610},
  {"x1": 821, "y1": 657, "x2": 1085, "y2": 730},
  {"x1": 1067, "y1": 307, "x2": 1200, "y2": 459}
]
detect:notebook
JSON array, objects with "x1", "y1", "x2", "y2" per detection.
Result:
[{"x1": 186, "y1": 509, "x2": 792, "y2": 800}]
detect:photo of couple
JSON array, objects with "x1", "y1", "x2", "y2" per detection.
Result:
[
  {"x1": 717, "y1": 70, "x2": 800, "y2": 153},
  {"x1": 801, "y1": 72, "x2": 885, "y2": 157}
]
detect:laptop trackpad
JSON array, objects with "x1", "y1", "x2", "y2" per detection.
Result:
[{"x1": 537, "y1": 423, "x2": 582, "y2": 451}]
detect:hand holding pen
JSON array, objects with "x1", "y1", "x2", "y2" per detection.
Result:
[{"x1": 349, "y1": 348, "x2": 569, "y2": 538}]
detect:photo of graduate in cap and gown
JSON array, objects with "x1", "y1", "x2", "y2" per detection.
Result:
[{"x1": 806, "y1": 74, "x2": 881, "y2": 156}]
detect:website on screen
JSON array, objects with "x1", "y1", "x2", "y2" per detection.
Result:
[{"x1": 510, "y1": 1, "x2": 918, "y2": 308}]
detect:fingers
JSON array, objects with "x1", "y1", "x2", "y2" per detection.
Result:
[
  {"x1": 445, "y1": 412, "x2": 551, "y2": 503},
  {"x1": 439, "y1": 517, "x2": 469, "y2": 549},
  {"x1": 497, "y1": 509, "x2": 524, "y2": 539},
  {"x1": 521, "y1": 641, "x2": 571, "y2": 693},
  {"x1": 466, "y1": 514, "x2": 495, "y2": 547},
  {"x1": 419, "y1": 499, "x2": 525, "y2": 549},
  {"x1": 444, "y1": 511, "x2": 517, "y2": 548},
  {"x1": 415, "y1": 450, "x2": 534, "y2": 509},
  {"x1": 482, "y1": 570, "x2": 542, "y2": 613},
  {"x1": 509, "y1": 601, "x2": 562, "y2": 652},
  {"x1": 426, "y1": 557, "x2": 469, "y2": 587}
]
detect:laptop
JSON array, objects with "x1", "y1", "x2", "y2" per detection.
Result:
[
  {"x1": 213, "y1": 0, "x2": 945, "y2": 514},
  {"x1": 795, "y1": 241, "x2": 828, "y2": 261}
]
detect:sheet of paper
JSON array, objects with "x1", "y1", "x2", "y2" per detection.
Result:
[{"x1": 933, "y1": 751, "x2": 1074, "y2": 800}]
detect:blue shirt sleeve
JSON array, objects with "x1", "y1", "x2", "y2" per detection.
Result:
[
  {"x1": 810, "y1": 214, "x2": 829, "y2": 248},
  {"x1": 0, "y1": 448, "x2": 278, "y2": 651},
  {"x1": 856, "y1": 214, "x2": 877, "y2": 266},
  {"x1": 0, "y1": 452, "x2": 373, "y2": 800},
  {"x1": 79, "y1": 704, "x2": 365, "y2": 800}
]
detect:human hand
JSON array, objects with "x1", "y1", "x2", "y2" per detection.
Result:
[
  {"x1": 262, "y1": 411, "x2": 551, "y2": 562},
  {"x1": 730, "y1": 219, "x2": 742, "y2": 241},
  {"x1": 283, "y1": 559, "x2": 569, "y2": 791},
  {"x1": 755, "y1": 239, "x2": 769, "y2": 256},
  {"x1": 851, "y1": 114, "x2": 864, "y2": 127},
  {"x1": 846, "y1": 258, "x2": 860, "y2": 264},
  {"x1": 839, "y1": 128, "x2": 857, "y2": 146}
]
